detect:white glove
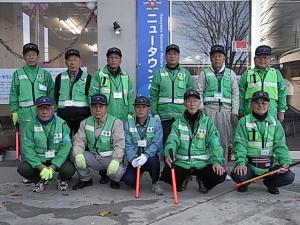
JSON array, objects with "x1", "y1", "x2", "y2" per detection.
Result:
[
  {"x1": 131, "y1": 158, "x2": 139, "y2": 168},
  {"x1": 136, "y1": 154, "x2": 147, "y2": 167}
]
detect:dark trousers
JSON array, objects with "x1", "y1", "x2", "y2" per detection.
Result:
[
  {"x1": 17, "y1": 160, "x2": 75, "y2": 184},
  {"x1": 231, "y1": 165, "x2": 295, "y2": 188},
  {"x1": 161, "y1": 118, "x2": 175, "y2": 145},
  {"x1": 160, "y1": 164, "x2": 226, "y2": 190},
  {"x1": 122, "y1": 156, "x2": 160, "y2": 187},
  {"x1": 65, "y1": 119, "x2": 81, "y2": 136}
]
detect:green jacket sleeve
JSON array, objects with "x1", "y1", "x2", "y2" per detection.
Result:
[
  {"x1": 273, "y1": 121, "x2": 292, "y2": 165},
  {"x1": 206, "y1": 119, "x2": 224, "y2": 164},
  {"x1": 127, "y1": 76, "x2": 135, "y2": 115},
  {"x1": 23, "y1": 122, "x2": 43, "y2": 168},
  {"x1": 9, "y1": 70, "x2": 20, "y2": 113},
  {"x1": 276, "y1": 69, "x2": 288, "y2": 112},
  {"x1": 150, "y1": 70, "x2": 161, "y2": 115},
  {"x1": 164, "y1": 120, "x2": 180, "y2": 157},
  {"x1": 185, "y1": 69, "x2": 194, "y2": 90},
  {"x1": 239, "y1": 71, "x2": 248, "y2": 114},
  {"x1": 51, "y1": 121, "x2": 72, "y2": 168},
  {"x1": 233, "y1": 117, "x2": 248, "y2": 165},
  {"x1": 88, "y1": 70, "x2": 100, "y2": 100}
]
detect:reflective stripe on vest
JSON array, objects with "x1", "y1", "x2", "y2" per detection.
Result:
[
  {"x1": 158, "y1": 97, "x2": 184, "y2": 104},
  {"x1": 175, "y1": 154, "x2": 210, "y2": 160},
  {"x1": 97, "y1": 69, "x2": 129, "y2": 105},
  {"x1": 245, "y1": 68, "x2": 278, "y2": 100},
  {"x1": 58, "y1": 71, "x2": 89, "y2": 108}
]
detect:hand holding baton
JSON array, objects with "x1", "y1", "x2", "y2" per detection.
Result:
[
  {"x1": 15, "y1": 123, "x2": 20, "y2": 160},
  {"x1": 169, "y1": 149, "x2": 179, "y2": 204},
  {"x1": 234, "y1": 161, "x2": 300, "y2": 189},
  {"x1": 135, "y1": 147, "x2": 142, "y2": 198}
]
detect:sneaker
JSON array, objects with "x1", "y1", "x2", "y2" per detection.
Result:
[
  {"x1": 72, "y1": 179, "x2": 93, "y2": 190},
  {"x1": 33, "y1": 180, "x2": 48, "y2": 193},
  {"x1": 196, "y1": 177, "x2": 208, "y2": 194},
  {"x1": 179, "y1": 175, "x2": 192, "y2": 192},
  {"x1": 237, "y1": 185, "x2": 248, "y2": 192},
  {"x1": 22, "y1": 178, "x2": 32, "y2": 184},
  {"x1": 110, "y1": 180, "x2": 120, "y2": 189},
  {"x1": 99, "y1": 170, "x2": 110, "y2": 184},
  {"x1": 152, "y1": 181, "x2": 164, "y2": 195},
  {"x1": 225, "y1": 174, "x2": 232, "y2": 181},
  {"x1": 58, "y1": 180, "x2": 68, "y2": 191},
  {"x1": 267, "y1": 187, "x2": 279, "y2": 195}
]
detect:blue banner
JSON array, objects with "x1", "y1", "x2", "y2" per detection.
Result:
[{"x1": 136, "y1": 0, "x2": 169, "y2": 96}]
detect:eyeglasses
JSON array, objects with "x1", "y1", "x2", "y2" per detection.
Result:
[{"x1": 253, "y1": 101, "x2": 268, "y2": 106}]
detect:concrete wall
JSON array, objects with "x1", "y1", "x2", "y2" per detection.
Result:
[{"x1": 97, "y1": 0, "x2": 136, "y2": 87}]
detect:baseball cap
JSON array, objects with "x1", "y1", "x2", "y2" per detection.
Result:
[
  {"x1": 23, "y1": 43, "x2": 39, "y2": 55},
  {"x1": 90, "y1": 94, "x2": 108, "y2": 105},
  {"x1": 210, "y1": 45, "x2": 226, "y2": 56},
  {"x1": 184, "y1": 90, "x2": 200, "y2": 100},
  {"x1": 252, "y1": 91, "x2": 270, "y2": 102},
  {"x1": 255, "y1": 45, "x2": 272, "y2": 55},
  {"x1": 35, "y1": 96, "x2": 54, "y2": 107},
  {"x1": 106, "y1": 47, "x2": 122, "y2": 58},
  {"x1": 65, "y1": 49, "x2": 80, "y2": 60},
  {"x1": 166, "y1": 44, "x2": 180, "y2": 54},
  {"x1": 133, "y1": 96, "x2": 150, "y2": 106}
]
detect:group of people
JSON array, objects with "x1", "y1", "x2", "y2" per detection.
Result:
[{"x1": 10, "y1": 42, "x2": 295, "y2": 196}]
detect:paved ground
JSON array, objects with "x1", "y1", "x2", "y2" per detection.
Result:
[{"x1": 0, "y1": 161, "x2": 299, "y2": 225}]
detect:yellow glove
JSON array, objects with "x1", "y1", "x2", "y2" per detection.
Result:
[
  {"x1": 107, "y1": 159, "x2": 120, "y2": 176},
  {"x1": 75, "y1": 154, "x2": 86, "y2": 169},
  {"x1": 40, "y1": 167, "x2": 54, "y2": 180},
  {"x1": 128, "y1": 114, "x2": 133, "y2": 119},
  {"x1": 12, "y1": 112, "x2": 19, "y2": 125}
]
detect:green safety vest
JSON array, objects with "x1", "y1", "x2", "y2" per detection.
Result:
[
  {"x1": 128, "y1": 116, "x2": 156, "y2": 151},
  {"x1": 175, "y1": 116, "x2": 211, "y2": 168},
  {"x1": 97, "y1": 69, "x2": 129, "y2": 105},
  {"x1": 16, "y1": 67, "x2": 49, "y2": 107},
  {"x1": 245, "y1": 114, "x2": 276, "y2": 157},
  {"x1": 85, "y1": 114, "x2": 116, "y2": 156},
  {"x1": 245, "y1": 68, "x2": 278, "y2": 100},
  {"x1": 32, "y1": 116, "x2": 64, "y2": 161},
  {"x1": 58, "y1": 71, "x2": 89, "y2": 108},
  {"x1": 203, "y1": 67, "x2": 232, "y2": 104}
]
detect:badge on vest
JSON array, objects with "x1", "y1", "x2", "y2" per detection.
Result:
[
  {"x1": 177, "y1": 73, "x2": 185, "y2": 80},
  {"x1": 101, "y1": 131, "x2": 111, "y2": 136},
  {"x1": 196, "y1": 130, "x2": 206, "y2": 139},
  {"x1": 214, "y1": 92, "x2": 223, "y2": 100},
  {"x1": 37, "y1": 74, "x2": 44, "y2": 79},
  {"x1": 39, "y1": 83, "x2": 47, "y2": 91},
  {"x1": 147, "y1": 127, "x2": 154, "y2": 132},
  {"x1": 138, "y1": 139, "x2": 147, "y2": 147},
  {"x1": 45, "y1": 150, "x2": 55, "y2": 158},
  {"x1": 113, "y1": 92, "x2": 123, "y2": 99},
  {"x1": 261, "y1": 149, "x2": 270, "y2": 156}
]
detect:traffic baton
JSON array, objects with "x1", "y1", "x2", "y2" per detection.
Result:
[
  {"x1": 234, "y1": 161, "x2": 300, "y2": 189},
  {"x1": 15, "y1": 123, "x2": 20, "y2": 160},
  {"x1": 169, "y1": 149, "x2": 179, "y2": 204},
  {"x1": 135, "y1": 147, "x2": 142, "y2": 198}
]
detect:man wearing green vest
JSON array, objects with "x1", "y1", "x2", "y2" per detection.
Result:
[
  {"x1": 150, "y1": 44, "x2": 194, "y2": 144},
  {"x1": 232, "y1": 91, "x2": 294, "y2": 194},
  {"x1": 195, "y1": 45, "x2": 239, "y2": 165},
  {"x1": 17, "y1": 96, "x2": 75, "y2": 192},
  {"x1": 89, "y1": 47, "x2": 135, "y2": 121},
  {"x1": 160, "y1": 90, "x2": 226, "y2": 193},
  {"x1": 9, "y1": 43, "x2": 54, "y2": 135},
  {"x1": 239, "y1": 45, "x2": 287, "y2": 122},
  {"x1": 122, "y1": 96, "x2": 164, "y2": 195},
  {"x1": 72, "y1": 94, "x2": 125, "y2": 190},
  {"x1": 54, "y1": 49, "x2": 91, "y2": 135}
]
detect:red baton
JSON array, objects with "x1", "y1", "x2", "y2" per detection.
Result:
[{"x1": 15, "y1": 123, "x2": 20, "y2": 160}]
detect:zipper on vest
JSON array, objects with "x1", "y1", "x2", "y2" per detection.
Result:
[
  {"x1": 188, "y1": 136, "x2": 192, "y2": 159},
  {"x1": 172, "y1": 81, "x2": 174, "y2": 103}
]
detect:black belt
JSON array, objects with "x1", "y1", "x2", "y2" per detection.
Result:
[{"x1": 248, "y1": 156, "x2": 273, "y2": 169}]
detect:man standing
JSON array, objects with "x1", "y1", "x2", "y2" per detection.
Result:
[
  {"x1": 89, "y1": 47, "x2": 135, "y2": 121},
  {"x1": 54, "y1": 49, "x2": 91, "y2": 135},
  {"x1": 239, "y1": 45, "x2": 287, "y2": 122},
  {"x1": 160, "y1": 90, "x2": 226, "y2": 193},
  {"x1": 195, "y1": 44, "x2": 239, "y2": 163},
  {"x1": 17, "y1": 96, "x2": 75, "y2": 192},
  {"x1": 72, "y1": 94, "x2": 125, "y2": 190},
  {"x1": 9, "y1": 43, "x2": 54, "y2": 129},
  {"x1": 231, "y1": 91, "x2": 294, "y2": 194},
  {"x1": 150, "y1": 44, "x2": 194, "y2": 144},
  {"x1": 122, "y1": 96, "x2": 164, "y2": 195}
]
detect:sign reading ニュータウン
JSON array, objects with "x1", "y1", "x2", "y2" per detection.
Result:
[{"x1": 136, "y1": 0, "x2": 169, "y2": 96}]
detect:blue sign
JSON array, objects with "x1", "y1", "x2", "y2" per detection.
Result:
[{"x1": 136, "y1": 0, "x2": 169, "y2": 96}]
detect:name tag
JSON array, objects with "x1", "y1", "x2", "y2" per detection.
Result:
[
  {"x1": 261, "y1": 149, "x2": 270, "y2": 156},
  {"x1": 39, "y1": 83, "x2": 47, "y2": 91},
  {"x1": 64, "y1": 100, "x2": 73, "y2": 106},
  {"x1": 113, "y1": 92, "x2": 123, "y2": 99},
  {"x1": 138, "y1": 140, "x2": 147, "y2": 147},
  {"x1": 45, "y1": 150, "x2": 55, "y2": 158},
  {"x1": 214, "y1": 92, "x2": 222, "y2": 100}
]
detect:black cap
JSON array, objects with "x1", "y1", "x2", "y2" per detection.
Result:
[
  {"x1": 106, "y1": 47, "x2": 122, "y2": 58},
  {"x1": 133, "y1": 96, "x2": 150, "y2": 106},
  {"x1": 184, "y1": 90, "x2": 200, "y2": 100},
  {"x1": 255, "y1": 45, "x2": 272, "y2": 55},
  {"x1": 210, "y1": 45, "x2": 226, "y2": 55},
  {"x1": 90, "y1": 94, "x2": 108, "y2": 105},
  {"x1": 252, "y1": 91, "x2": 270, "y2": 102},
  {"x1": 35, "y1": 96, "x2": 54, "y2": 107},
  {"x1": 65, "y1": 49, "x2": 80, "y2": 60},
  {"x1": 23, "y1": 43, "x2": 39, "y2": 55},
  {"x1": 166, "y1": 44, "x2": 180, "y2": 54}
]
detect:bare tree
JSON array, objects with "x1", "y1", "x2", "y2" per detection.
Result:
[{"x1": 174, "y1": 1, "x2": 250, "y2": 74}]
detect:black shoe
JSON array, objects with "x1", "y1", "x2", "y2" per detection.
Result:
[
  {"x1": 110, "y1": 180, "x2": 120, "y2": 189},
  {"x1": 237, "y1": 185, "x2": 248, "y2": 192},
  {"x1": 267, "y1": 187, "x2": 279, "y2": 195},
  {"x1": 72, "y1": 179, "x2": 93, "y2": 190},
  {"x1": 99, "y1": 171, "x2": 110, "y2": 184},
  {"x1": 196, "y1": 177, "x2": 208, "y2": 194}
]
